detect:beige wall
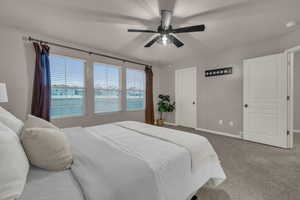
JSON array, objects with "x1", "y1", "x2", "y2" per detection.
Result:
[
  {"x1": 160, "y1": 29, "x2": 300, "y2": 136},
  {"x1": 294, "y1": 52, "x2": 300, "y2": 130},
  {"x1": 1, "y1": 23, "x2": 300, "y2": 133},
  {"x1": 0, "y1": 25, "x2": 161, "y2": 128},
  {"x1": 0, "y1": 26, "x2": 30, "y2": 120}
]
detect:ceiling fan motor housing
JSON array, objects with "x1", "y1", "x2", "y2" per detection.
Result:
[{"x1": 161, "y1": 10, "x2": 173, "y2": 30}]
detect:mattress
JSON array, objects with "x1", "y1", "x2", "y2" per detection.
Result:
[{"x1": 19, "y1": 167, "x2": 84, "y2": 200}]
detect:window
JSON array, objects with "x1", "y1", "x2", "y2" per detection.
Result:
[
  {"x1": 49, "y1": 55, "x2": 85, "y2": 118},
  {"x1": 126, "y1": 68, "x2": 145, "y2": 110},
  {"x1": 94, "y1": 63, "x2": 121, "y2": 113}
]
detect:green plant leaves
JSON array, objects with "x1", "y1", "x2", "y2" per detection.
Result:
[{"x1": 157, "y1": 94, "x2": 175, "y2": 113}]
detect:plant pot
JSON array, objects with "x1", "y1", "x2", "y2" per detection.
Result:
[{"x1": 156, "y1": 119, "x2": 164, "y2": 126}]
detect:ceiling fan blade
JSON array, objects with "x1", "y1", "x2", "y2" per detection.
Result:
[
  {"x1": 128, "y1": 29, "x2": 157, "y2": 33},
  {"x1": 169, "y1": 35, "x2": 184, "y2": 48},
  {"x1": 144, "y1": 35, "x2": 160, "y2": 47},
  {"x1": 172, "y1": 25, "x2": 205, "y2": 33}
]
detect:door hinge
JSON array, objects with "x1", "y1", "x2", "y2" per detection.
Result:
[
  {"x1": 287, "y1": 130, "x2": 290, "y2": 135},
  {"x1": 287, "y1": 96, "x2": 290, "y2": 101}
]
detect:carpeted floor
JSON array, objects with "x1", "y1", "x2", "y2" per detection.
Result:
[{"x1": 165, "y1": 125, "x2": 300, "y2": 200}]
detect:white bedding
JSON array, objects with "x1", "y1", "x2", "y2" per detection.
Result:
[
  {"x1": 86, "y1": 121, "x2": 226, "y2": 200},
  {"x1": 20, "y1": 167, "x2": 84, "y2": 200},
  {"x1": 115, "y1": 121, "x2": 219, "y2": 171},
  {"x1": 20, "y1": 121, "x2": 225, "y2": 200}
]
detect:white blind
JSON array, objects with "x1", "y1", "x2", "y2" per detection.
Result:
[
  {"x1": 126, "y1": 68, "x2": 145, "y2": 91},
  {"x1": 94, "y1": 63, "x2": 121, "y2": 113},
  {"x1": 94, "y1": 63, "x2": 120, "y2": 90},
  {"x1": 126, "y1": 68, "x2": 145, "y2": 110},
  {"x1": 50, "y1": 55, "x2": 85, "y2": 88}
]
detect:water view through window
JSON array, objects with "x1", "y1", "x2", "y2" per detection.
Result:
[
  {"x1": 49, "y1": 55, "x2": 145, "y2": 118},
  {"x1": 50, "y1": 55, "x2": 85, "y2": 118}
]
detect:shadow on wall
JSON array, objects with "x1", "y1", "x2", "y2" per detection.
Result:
[{"x1": 23, "y1": 40, "x2": 36, "y2": 117}]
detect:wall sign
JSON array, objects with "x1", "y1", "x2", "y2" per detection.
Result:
[{"x1": 205, "y1": 67, "x2": 233, "y2": 77}]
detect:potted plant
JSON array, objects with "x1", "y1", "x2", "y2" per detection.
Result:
[{"x1": 157, "y1": 94, "x2": 175, "y2": 126}]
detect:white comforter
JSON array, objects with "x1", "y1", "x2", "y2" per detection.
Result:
[
  {"x1": 115, "y1": 121, "x2": 219, "y2": 171},
  {"x1": 65, "y1": 121, "x2": 226, "y2": 200}
]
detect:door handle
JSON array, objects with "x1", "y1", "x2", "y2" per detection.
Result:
[
  {"x1": 244, "y1": 104, "x2": 248, "y2": 108},
  {"x1": 192, "y1": 101, "x2": 195, "y2": 105}
]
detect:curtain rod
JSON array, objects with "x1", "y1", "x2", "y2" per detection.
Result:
[{"x1": 27, "y1": 36, "x2": 151, "y2": 68}]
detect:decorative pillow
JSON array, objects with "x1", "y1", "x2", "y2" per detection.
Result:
[
  {"x1": 0, "y1": 122, "x2": 29, "y2": 200},
  {"x1": 23, "y1": 114, "x2": 58, "y2": 130},
  {"x1": 21, "y1": 114, "x2": 59, "y2": 138},
  {"x1": 21, "y1": 128, "x2": 73, "y2": 171},
  {"x1": 0, "y1": 106, "x2": 24, "y2": 136}
]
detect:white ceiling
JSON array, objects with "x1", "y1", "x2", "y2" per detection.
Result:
[{"x1": 0, "y1": 0, "x2": 300, "y2": 66}]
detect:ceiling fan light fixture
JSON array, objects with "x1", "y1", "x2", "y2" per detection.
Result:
[
  {"x1": 128, "y1": 9, "x2": 205, "y2": 48},
  {"x1": 162, "y1": 34, "x2": 168, "y2": 45},
  {"x1": 157, "y1": 34, "x2": 171, "y2": 46}
]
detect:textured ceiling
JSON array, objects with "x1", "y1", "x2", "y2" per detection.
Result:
[{"x1": 0, "y1": 0, "x2": 299, "y2": 66}]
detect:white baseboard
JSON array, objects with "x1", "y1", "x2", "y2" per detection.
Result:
[
  {"x1": 293, "y1": 129, "x2": 300, "y2": 133},
  {"x1": 195, "y1": 127, "x2": 242, "y2": 139},
  {"x1": 164, "y1": 122, "x2": 177, "y2": 126}
]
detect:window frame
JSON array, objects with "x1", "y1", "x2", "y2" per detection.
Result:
[
  {"x1": 49, "y1": 54, "x2": 87, "y2": 119},
  {"x1": 125, "y1": 67, "x2": 146, "y2": 111},
  {"x1": 93, "y1": 62, "x2": 123, "y2": 114}
]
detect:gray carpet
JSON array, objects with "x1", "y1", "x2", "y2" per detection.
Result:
[{"x1": 165, "y1": 125, "x2": 300, "y2": 200}]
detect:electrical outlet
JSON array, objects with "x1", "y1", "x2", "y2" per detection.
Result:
[
  {"x1": 219, "y1": 120, "x2": 223, "y2": 125},
  {"x1": 229, "y1": 121, "x2": 234, "y2": 127}
]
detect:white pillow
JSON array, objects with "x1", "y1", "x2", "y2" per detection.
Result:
[
  {"x1": 0, "y1": 122, "x2": 29, "y2": 200},
  {"x1": 23, "y1": 114, "x2": 58, "y2": 130},
  {"x1": 22, "y1": 128, "x2": 73, "y2": 171},
  {"x1": 20, "y1": 115, "x2": 58, "y2": 138},
  {"x1": 0, "y1": 106, "x2": 24, "y2": 136}
]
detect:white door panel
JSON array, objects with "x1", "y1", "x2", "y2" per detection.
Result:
[
  {"x1": 175, "y1": 68, "x2": 197, "y2": 128},
  {"x1": 243, "y1": 54, "x2": 288, "y2": 148}
]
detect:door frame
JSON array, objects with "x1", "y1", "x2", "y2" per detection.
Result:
[
  {"x1": 175, "y1": 67, "x2": 197, "y2": 128},
  {"x1": 285, "y1": 45, "x2": 300, "y2": 148}
]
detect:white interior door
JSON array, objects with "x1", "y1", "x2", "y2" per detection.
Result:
[
  {"x1": 175, "y1": 67, "x2": 197, "y2": 128},
  {"x1": 243, "y1": 54, "x2": 288, "y2": 148}
]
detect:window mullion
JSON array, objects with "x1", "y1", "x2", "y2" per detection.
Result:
[
  {"x1": 121, "y1": 67, "x2": 126, "y2": 112},
  {"x1": 85, "y1": 60, "x2": 93, "y2": 116}
]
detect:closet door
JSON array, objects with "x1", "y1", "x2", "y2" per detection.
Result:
[
  {"x1": 175, "y1": 67, "x2": 197, "y2": 128},
  {"x1": 243, "y1": 54, "x2": 288, "y2": 148}
]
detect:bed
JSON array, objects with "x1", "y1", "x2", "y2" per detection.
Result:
[{"x1": 20, "y1": 121, "x2": 226, "y2": 200}]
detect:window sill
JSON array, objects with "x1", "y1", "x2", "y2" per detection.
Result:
[
  {"x1": 51, "y1": 114, "x2": 86, "y2": 121},
  {"x1": 93, "y1": 111, "x2": 122, "y2": 116},
  {"x1": 93, "y1": 109, "x2": 145, "y2": 115},
  {"x1": 50, "y1": 109, "x2": 145, "y2": 121},
  {"x1": 126, "y1": 109, "x2": 145, "y2": 112}
]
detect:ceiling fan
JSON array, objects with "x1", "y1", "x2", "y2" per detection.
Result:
[{"x1": 128, "y1": 10, "x2": 206, "y2": 48}]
